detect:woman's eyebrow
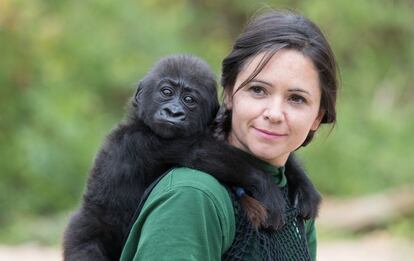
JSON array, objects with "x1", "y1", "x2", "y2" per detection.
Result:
[
  {"x1": 288, "y1": 88, "x2": 311, "y2": 96},
  {"x1": 249, "y1": 79, "x2": 272, "y2": 86}
]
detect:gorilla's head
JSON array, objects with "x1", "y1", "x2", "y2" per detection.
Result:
[{"x1": 132, "y1": 55, "x2": 219, "y2": 138}]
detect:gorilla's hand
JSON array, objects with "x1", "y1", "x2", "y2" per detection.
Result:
[{"x1": 285, "y1": 154, "x2": 321, "y2": 220}]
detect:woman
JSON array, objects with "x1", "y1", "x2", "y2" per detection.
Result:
[{"x1": 121, "y1": 9, "x2": 337, "y2": 261}]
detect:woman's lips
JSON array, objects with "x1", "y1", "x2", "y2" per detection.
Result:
[{"x1": 253, "y1": 127, "x2": 287, "y2": 139}]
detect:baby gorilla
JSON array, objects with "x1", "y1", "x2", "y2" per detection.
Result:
[{"x1": 63, "y1": 55, "x2": 320, "y2": 261}]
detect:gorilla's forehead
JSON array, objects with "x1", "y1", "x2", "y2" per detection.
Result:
[
  {"x1": 156, "y1": 66, "x2": 198, "y2": 81},
  {"x1": 152, "y1": 71, "x2": 216, "y2": 94}
]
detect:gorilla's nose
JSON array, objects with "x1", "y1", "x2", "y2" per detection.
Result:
[{"x1": 162, "y1": 106, "x2": 186, "y2": 121}]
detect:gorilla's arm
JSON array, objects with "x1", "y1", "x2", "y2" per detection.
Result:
[
  {"x1": 161, "y1": 134, "x2": 321, "y2": 228},
  {"x1": 160, "y1": 134, "x2": 285, "y2": 229}
]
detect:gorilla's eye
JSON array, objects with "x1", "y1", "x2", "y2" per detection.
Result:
[
  {"x1": 161, "y1": 87, "x2": 173, "y2": 97},
  {"x1": 183, "y1": 96, "x2": 195, "y2": 104}
]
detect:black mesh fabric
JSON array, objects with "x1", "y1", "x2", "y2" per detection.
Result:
[{"x1": 222, "y1": 186, "x2": 311, "y2": 261}]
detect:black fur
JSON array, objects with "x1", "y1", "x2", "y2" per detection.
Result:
[
  {"x1": 285, "y1": 154, "x2": 321, "y2": 219},
  {"x1": 63, "y1": 55, "x2": 320, "y2": 260}
]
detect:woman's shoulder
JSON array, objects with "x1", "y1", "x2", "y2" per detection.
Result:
[
  {"x1": 121, "y1": 167, "x2": 236, "y2": 260},
  {"x1": 145, "y1": 167, "x2": 236, "y2": 250}
]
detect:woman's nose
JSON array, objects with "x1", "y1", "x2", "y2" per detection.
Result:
[{"x1": 263, "y1": 98, "x2": 285, "y2": 123}]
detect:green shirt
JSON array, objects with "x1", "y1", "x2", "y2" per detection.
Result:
[{"x1": 120, "y1": 167, "x2": 317, "y2": 261}]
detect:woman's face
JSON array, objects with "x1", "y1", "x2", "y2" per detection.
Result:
[{"x1": 226, "y1": 49, "x2": 324, "y2": 166}]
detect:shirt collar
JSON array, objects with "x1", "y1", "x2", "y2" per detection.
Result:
[{"x1": 233, "y1": 147, "x2": 287, "y2": 187}]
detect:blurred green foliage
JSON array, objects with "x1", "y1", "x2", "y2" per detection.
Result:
[{"x1": 1, "y1": 0, "x2": 413, "y2": 243}]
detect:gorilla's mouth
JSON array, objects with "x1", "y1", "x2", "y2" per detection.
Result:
[
  {"x1": 161, "y1": 120, "x2": 179, "y2": 126},
  {"x1": 154, "y1": 119, "x2": 183, "y2": 128},
  {"x1": 151, "y1": 120, "x2": 187, "y2": 139},
  {"x1": 153, "y1": 113, "x2": 185, "y2": 125}
]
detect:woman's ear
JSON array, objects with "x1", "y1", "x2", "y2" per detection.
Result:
[
  {"x1": 311, "y1": 109, "x2": 325, "y2": 131},
  {"x1": 224, "y1": 89, "x2": 233, "y2": 110}
]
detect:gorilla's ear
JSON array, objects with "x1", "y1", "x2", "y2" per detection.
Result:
[{"x1": 132, "y1": 80, "x2": 145, "y2": 107}]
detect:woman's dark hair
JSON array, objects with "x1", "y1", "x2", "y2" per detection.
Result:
[
  {"x1": 212, "y1": 10, "x2": 339, "y2": 229},
  {"x1": 214, "y1": 10, "x2": 338, "y2": 146}
]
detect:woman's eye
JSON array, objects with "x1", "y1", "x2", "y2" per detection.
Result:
[
  {"x1": 289, "y1": 94, "x2": 307, "y2": 104},
  {"x1": 249, "y1": 86, "x2": 266, "y2": 96},
  {"x1": 161, "y1": 87, "x2": 173, "y2": 96},
  {"x1": 183, "y1": 96, "x2": 195, "y2": 104}
]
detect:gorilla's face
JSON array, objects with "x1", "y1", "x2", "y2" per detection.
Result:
[
  {"x1": 135, "y1": 55, "x2": 219, "y2": 138},
  {"x1": 142, "y1": 77, "x2": 206, "y2": 138}
]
